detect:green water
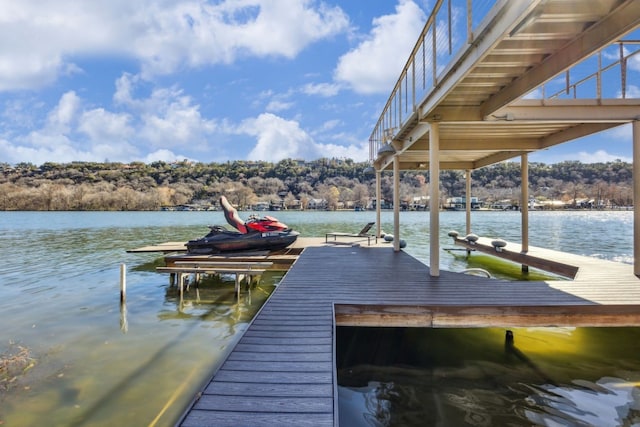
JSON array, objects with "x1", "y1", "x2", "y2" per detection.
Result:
[
  {"x1": 0, "y1": 210, "x2": 635, "y2": 426},
  {"x1": 337, "y1": 327, "x2": 640, "y2": 426}
]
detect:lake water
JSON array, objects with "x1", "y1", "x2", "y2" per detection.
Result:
[{"x1": 0, "y1": 210, "x2": 636, "y2": 426}]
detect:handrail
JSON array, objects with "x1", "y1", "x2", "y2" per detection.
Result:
[
  {"x1": 368, "y1": 0, "x2": 497, "y2": 162},
  {"x1": 543, "y1": 41, "x2": 640, "y2": 100}
]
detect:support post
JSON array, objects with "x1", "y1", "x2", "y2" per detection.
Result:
[
  {"x1": 179, "y1": 273, "x2": 185, "y2": 305},
  {"x1": 634, "y1": 121, "x2": 640, "y2": 275},
  {"x1": 393, "y1": 155, "x2": 401, "y2": 251},
  {"x1": 465, "y1": 169, "x2": 472, "y2": 235},
  {"x1": 376, "y1": 170, "x2": 382, "y2": 238},
  {"x1": 120, "y1": 263, "x2": 126, "y2": 303},
  {"x1": 521, "y1": 154, "x2": 529, "y2": 273},
  {"x1": 429, "y1": 122, "x2": 440, "y2": 276}
]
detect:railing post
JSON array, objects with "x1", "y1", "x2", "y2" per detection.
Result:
[
  {"x1": 597, "y1": 51, "x2": 602, "y2": 99},
  {"x1": 621, "y1": 43, "x2": 627, "y2": 99},
  {"x1": 467, "y1": 0, "x2": 473, "y2": 44},
  {"x1": 412, "y1": 60, "x2": 416, "y2": 112}
]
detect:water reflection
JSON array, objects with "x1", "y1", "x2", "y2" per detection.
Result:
[
  {"x1": 338, "y1": 327, "x2": 640, "y2": 426},
  {"x1": 525, "y1": 377, "x2": 640, "y2": 426}
]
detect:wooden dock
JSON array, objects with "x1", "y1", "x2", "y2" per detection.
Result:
[{"x1": 177, "y1": 243, "x2": 640, "y2": 426}]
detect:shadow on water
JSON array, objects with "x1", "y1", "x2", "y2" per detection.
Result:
[
  {"x1": 337, "y1": 327, "x2": 640, "y2": 426},
  {"x1": 444, "y1": 251, "x2": 566, "y2": 282}
]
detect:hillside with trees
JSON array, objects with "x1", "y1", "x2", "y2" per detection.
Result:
[{"x1": 0, "y1": 158, "x2": 633, "y2": 211}]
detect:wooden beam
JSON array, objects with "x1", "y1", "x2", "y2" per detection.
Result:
[
  {"x1": 411, "y1": 139, "x2": 543, "y2": 151},
  {"x1": 472, "y1": 151, "x2": 530, "y2": 169},
  {"x1": 538, "y1": 123, "x2": 621, "y2": 149},
  {"x1": 481, "y1": 0, "x2": 640, "y2": 115},
  {"x1": 334, "y1": 304, "x2": 640, "y2": 328},
  {"x1": 493, "y1": 102, "x2": 640, "y2": 122}
]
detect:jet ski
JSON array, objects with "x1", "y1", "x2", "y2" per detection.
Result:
[{"x1": 186, "y1": 196, "x2": 299, "y2": 254}]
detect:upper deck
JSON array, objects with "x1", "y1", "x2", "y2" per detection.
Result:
[{"x1": 369, "y1": 0, "x2": 640, "y2": 171}]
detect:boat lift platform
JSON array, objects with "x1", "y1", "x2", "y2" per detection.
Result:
[{"x1": 451, "y1": 233, "x2": 599, "y2": 280}]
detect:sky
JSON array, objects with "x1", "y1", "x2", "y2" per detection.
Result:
[{"x1": 0, "y1": 0, "x2": 636, "y2": 166}]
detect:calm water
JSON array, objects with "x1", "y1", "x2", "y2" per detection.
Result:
[{"x1": 0, "y1": 210, "x2": 636, "y2": 426}]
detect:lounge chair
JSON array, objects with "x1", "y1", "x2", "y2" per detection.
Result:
[{"x1": 325, "y1": 222, "x2": 377, "y2": 246}]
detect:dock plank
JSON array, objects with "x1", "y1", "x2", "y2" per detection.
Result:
[
  {"x1": 232, "y1": 343, "x2": 331, "y2": 353},
  {"x1": 181, "y1": 411, "x2": 333, "y2": 427},
  {"x1": 222, "y1": 360, "x2": 333, "y2": 372},
  {"x1": 227, "y1": 351, "x2": 332, "y2": 362},
  {"x1": 203, "y1": 382, "x2": 333, "y2": 397},
  {"x1": 194, "y1": 395, "x2": 333, "y2": 412},
  {"x1": 212, "y1": 370, "x2": 333, "y2": 384}
]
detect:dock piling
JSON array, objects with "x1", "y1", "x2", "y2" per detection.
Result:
[{"x1": 120, "y1": 263, "x2": 126, "y2": 303}]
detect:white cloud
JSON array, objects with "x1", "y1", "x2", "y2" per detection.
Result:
[
  {"x1": 531, "y1": 148, "x2": 632, "y2": 165},
  {"x1": 334, "y1": 0, "x2": 426, "y2": 94},
  {"x1": 610, "y1": 122, "x2": 632, "y2": 139},
  {"x1": 575, "y1": 150, "x2": 632, "y2": 163},
  {"x1": 48, "y1": 91, "x2": 81, "y2": 132},
  {"x1": 78, "y1": 108, "x2": 133, "y2": 143},
  {"x1": 143, "y1": 149, "x2": 189, "y2": 163},
  {"x1": 239, "y1": 113, "x2": 318, "y2": 161},
  {"x1": 318, "y1": 142, "x2": 368, "y2": 161},
  {"x1": 0, "y1": 0, "x2": 350, "y2": 90},
  {"x1": 0, "y1": 1, "x2": 136, "y2": 91},
  {"x1": 115, "y1": 73, "x2": 218, "y2": 149},
  {"x1": 0, "y1": 74, "x2": 222, "y2": 164},
  {"x1": 618, "y1": 84, "x2": 640, "y2": 99},
  {"x1": 301, "y1": 82, "x2": 341, "y2": 97},
  {"x1": 265, "y1": 100, "x2": 294, "y2": 113},
  {"x1": 523, "y1": 88, "x2": 543, "y2": 99},
  {"x1": 139, "y1": 99, "x2": 217, "y2": 149},
  {"x1": 320, "y1": 119, "x2": 342, "y2": 131},
  {"x1": 236, "y1": 112, "x2": 368, "y2": 162},
  {"x1": 218, "y1": 1, "x2": 349, "y2": 58}
]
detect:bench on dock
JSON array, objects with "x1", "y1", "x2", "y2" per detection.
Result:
[
  {"x1": 156, "y1": 262, "x2": 271, "y2": 301},
  {"x1": 325, "y1": 222, "x2": 377, "y2": 246}
]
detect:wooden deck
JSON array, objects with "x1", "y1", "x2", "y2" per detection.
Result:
[
  {"x1": 177, "y1": 244, "x2": 640, "y2": 426},
  {"x1": 128, "y1": 237, "x2": 328, "y2": 271}
]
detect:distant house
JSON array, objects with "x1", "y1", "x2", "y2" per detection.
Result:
[
  {"x1": 252, "y1": 201, "x2": 270, "y2": 211},
  {"x1": 307, "y1": 198, "x2": 327, "y2": 210},
  {"x1": 490, "y1": 200, "x2": 517, "y2": 210},
  {"x1": 410, "y1": 196, "x2": 429, "y2": 210},
  {"x1": 285, "y1": 199, "x2": 302, "y2": 210},
  {"x1": 369, "y1": 198, "x2": 392, "y2": 210},
  {"x1": 445, "y1": 197, "x2": 483, "y2": 210}
]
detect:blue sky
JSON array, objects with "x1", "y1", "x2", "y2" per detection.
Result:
[{"x1": 0, "y1": 0, "x2": 636, "y2": 166}]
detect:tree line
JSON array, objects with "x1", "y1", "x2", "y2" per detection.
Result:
[{"x1": 0, "y1": 158, "x2": 633, "y2": 211}]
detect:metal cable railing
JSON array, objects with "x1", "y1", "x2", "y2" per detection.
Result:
[
  {"x1": 368, "y1": 0, "x2": 497, "y2": 162},
  {"x1": 542, "y1": 41, "x2": 640, "y2": 100}
]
